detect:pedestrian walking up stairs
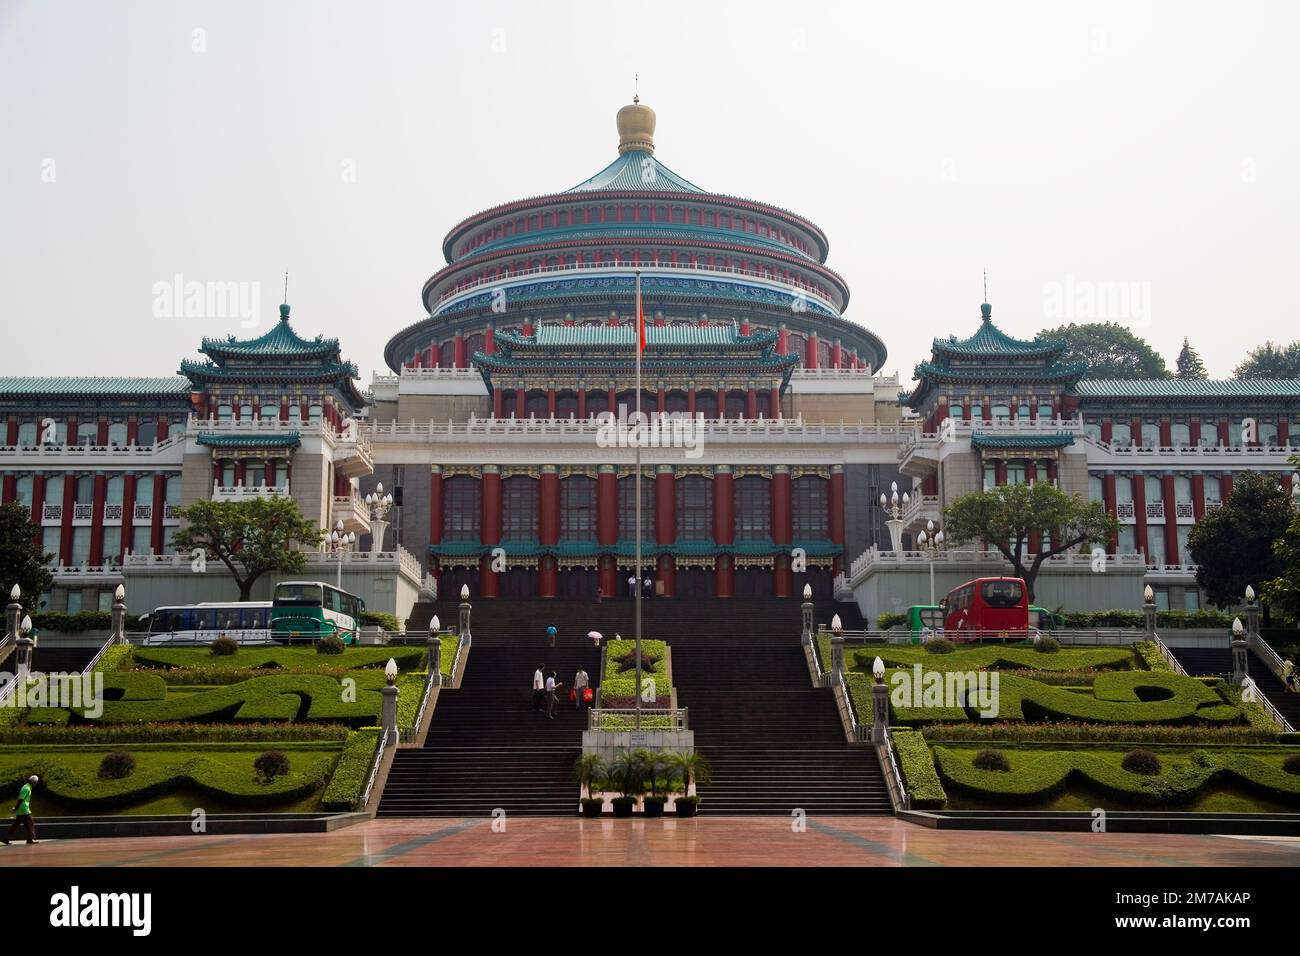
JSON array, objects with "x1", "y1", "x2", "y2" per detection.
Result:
[
  {"x1": 1167, "y1": 645, "x2": 1300, "y2": 730},
  {"x1": 380, "y1": 595, "x2": 890, "y2": 816}
]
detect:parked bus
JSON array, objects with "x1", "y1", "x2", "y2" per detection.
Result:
[
  {"x1": 271, "y1": 581, "x2": 365, "y2": 644},
  {"x1": 905, "y1": 605, "x2": 945, "y2": 644},
  {"x1": 1029, "y1": 606, "x2": 1064, "y2": 632},
  {"x1": 942, "y1": 576, "x2": 1030, "y2": 639},
  {"x1": 140, "y1": 602, "x2": 273, "y2": 645}
]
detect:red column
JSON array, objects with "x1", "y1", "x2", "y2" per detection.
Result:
[
  {"x1": 152, "y1": 474, "x2": 168, "y2": 554},
  {"x1": 995, "y1": 460, "x2": 1008, "y2": 485},
  {"x1": 121, "y1": 474, "x2": 136, "y2": 559},
  {"x1": 1161, "y1": 473, "x2": 1179, "y2": 564},
  {"x1": 599, "y1": 554, "x2": 617, "y2": 600},
  {"x1": 454, "y1": 331, "x2": 466, "y2": 369},
  {"x1": 539, "y1": 555, "x2": 558, "y2": 599},
  {"x1": 1189, "y1": 419, "x2": 1201, "y2": 446},
  {"x1": 687, "y1": 387, "x2": 697, "y2": 417},
  {"x1": 1131, "y1": 417, "x2": 1143, "y2": 447},
  {"x1": 65, "y1": 416, "x2": 78, "y2": 446},
  {"x1": 484, "y1": 325, "x2": 496, "y2": 355},
  {"x1": 515, "y1": 387, "x2": 526, "y2": 419},
  {"x1": 1100, "y1": 418, "x2": 1112, "y2": 444},
  {"x1": 805, "y1": 332, "x2": 820, "y2": 369},
  {"x1": 828, "y1": 465, "x2": 845, "y2": 574},
  {"x1": 655, "y1": 466, "x2": 676, "y2": 597},
  {"x1": 608, "y1": 384, "x2": 617, "y2": 417},
  {"x1": 1102, "y1": 473, "x2": 1118, "y2": 553},
  {"x1": 769, "y1": 386, "x2": 780, "y2": 420},
  {"x1": 546, "y1": 387, "x2": 556, "y2": 418},
  {"x1": 5, "y1": 417, "x2": 16, "y2": 446},
  {"x1": 428, "y1": 466, "x2": 444, "y2": 546},
  {"x1": 657, "y1": 385, "x2": 666, "y2": 415},
  {"x1": 745, "y1": 387, "x2": 757, "y2": 420},
  {"x1": 479, "y1": 466, "x2": 502, "y2": 598},
  {"x1": 577, "y1": 389, "x2": 587, "y2": 419},
  {"x1": 30, "y1": 474, "x2": 45, "y2": 543},
  {"x1": 492, "y1": 388, "x2": 504, "y2": 419},
  {"x1": 59, "y1": 474, "x2": 76, "y2": 564},
  {"x1": 1221, "y1": 473, "x2": 1234, "y2": 502},
  {"x1": 1217, "y1": 418, "x2": 1230, "y2": 447},
  {"x1": 1191, "y1": 473, "x2": 1205, "y2": 521},
  {"x1": 89, "y1": 473, "x2": 107, "y2": 565},
  {"x1": 1278, "y1": 419, "x2": 1289, "y2": 446},
  {"x1": 539, "y1": 466, "x2": 560, "y2": 546},
  {"x1": 1159, "y1": 419, "x2": 1172, "y2": 448},
  {"x1": 713, "y1": 466, "x2": 734, "y2": 545},
  {"x1": 596, "y1": 466, "x2": 617, "y2": 546},
  {"x1": 714, "y1": 555, "x2": 734, "y2": 598},
  {"x1": 96, "y1": 417, "x2": 108, "y2": 446},
  {"x1": 1131, "y1": 475, "x2": 1148, "y2": 561},
  {"x1": 0, "y1": 474, "x2": 13, "y2": 504},
  {"x1": 777, "y1": 325, "x2": 789, "y2": 355}
]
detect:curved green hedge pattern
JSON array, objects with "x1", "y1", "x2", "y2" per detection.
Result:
[
  {"x1": 890, "y1": 670, "x2": 1241, "y2": 726},
  {"x1": 934, "y1": 747, "x2": 1300, "y2": 806},
  {"x1": 26, "y1": 672, "x2": 395, "y2": 727},
  {"x1": 854, "y1": 645, "x2": 1135, "y2": 674},
  {"x1": 133, "y1": 646, "x2": 422, "y2": 673},
  {"x1": 0, "y1": 755, "x2": 334, "y2": 810}
]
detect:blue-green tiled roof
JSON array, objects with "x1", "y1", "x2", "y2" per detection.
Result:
[
  {"x1": 1076, "y1": 379, "x2": 1300, "y2": 399},
  {"x1": 969, "y1": 431, "x2": 1076, "y2": 450},
  {"x1": 200, "y1": 314, "x2": 340, "y2": 359},
  {"x1": 567, "y1": 150, "x2": 705, "y2": 194},
  {"x1": 196, "y1": 432, "x2": 302, "y2": 449},
  {"x1": 0, "y1": 376, "x2": 192, "y2": 397},
  {"x1": 932, "y1": 308, "x2": 1066, "y2": 358}
]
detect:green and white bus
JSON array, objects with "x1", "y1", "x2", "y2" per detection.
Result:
[{"x1": 271, "y1": 581, "x2": 365, "y2": 644}]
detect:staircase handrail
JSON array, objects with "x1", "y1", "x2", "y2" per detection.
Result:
[
  {"x1": 586, "y1": 707, "x2": 689, "y2": 731},
  {"x1": 879, "y1": 726, "x2": 911, "y2": 812},
  {"x1": 1248, "y1": 632, "x2": 1289, "y2": 685},
  {"x1": 1152, "y1": 633, "x2": 1188, "y2": 676},
  {"x1": 1241, "y1": 676, "x2": 1295, "y2": 733},
  {"x1": 360, "y1": 730, "x2": 387, "y2": 810}
]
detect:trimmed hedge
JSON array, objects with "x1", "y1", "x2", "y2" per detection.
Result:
[
  {"x1": 93, "y1": 644, "x2": 135, "y2": 674},
  {"x1": 133, "y1": 645, "x2": 422, "y2": 673},
  {"x1": 876, "y1": 612, "x2": 907, "y2": 631},
  {"x1": 855, "y1": 645, "x2": 1134, "y2": 674},
  {"x1": 0, "y1": 754, "x2": 334, "y2": 810},
  {"x1": 361, "y1": 611, "x2": 402, "y2": 633},
  {"x1": 1059, "y1": 609, "x2": 1236, "y2": 630},
  {"x1": 30, "y1": 611, "x2": 111, "y2": 634},
  {"x1": 919, "y1": 721, "x2": 1278, "y2": 745},
  {"x1": 321, "y1": 729, "x2": 381, "y2": 811},
  {"x1": 1132, "y1": 641, "x2": 1171, "y2": 673},
  {"x1": 934, "y1": 746, "x2": 1300, "y2": 806},
  {"x1": 0, "y1": 723, "x2": 350, "y2": 745},
  {"x1": 889, "y1": 669, "x2": 1242, "y2": 726},
  {"x1": 891, "y1": 729, "x2": 946, "y2": 809}
]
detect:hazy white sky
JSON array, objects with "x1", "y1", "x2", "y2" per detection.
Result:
[{"x1": 2, "y1": 0, "x2": 1297, "y2": 383}]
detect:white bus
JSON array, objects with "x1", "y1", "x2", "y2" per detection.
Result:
[{"x1": 139, "y1": 602, "x2": 274, "y2": 646}]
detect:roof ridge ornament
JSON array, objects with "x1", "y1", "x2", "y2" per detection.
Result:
[{"x1": 616, "y1": 95, "x2": 655, "y2": 155}]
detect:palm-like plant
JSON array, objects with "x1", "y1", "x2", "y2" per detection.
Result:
[
  {"x1": 573, "y1": 753, "x2": 606, "y2": 800},
  {"x1": 607, "y1": 749, "x2": 648, "y2": 799},
  {"x1": 670, "y1": 751, "x2": 712, "y2": 797},
  {"x1": 634, "y1": 748, "x2": 676, "y2": 800}
]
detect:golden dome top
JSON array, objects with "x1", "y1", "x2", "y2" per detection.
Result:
[{"x1": 616, "y1": 97, "x2": 656, "y2": 155}]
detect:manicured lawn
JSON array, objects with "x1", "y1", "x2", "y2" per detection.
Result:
[
  {"x1": 853, "y1": 644, "x2": 1136, "y2": 673},
  {"x1": 134, "y1": 645, "x2": 426, "y2": 673}
]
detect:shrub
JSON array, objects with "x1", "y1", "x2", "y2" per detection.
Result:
[
  {"x1": 253, "y1": 750, "x2": 292, "y2": 783},
  {"x1": 316, "y1": 636, "x2": 346, "y2": 655},
  {"x1": 97, "y1": 751, "x2": 136, "y2": 780},
  {"x1": 924, "y1": 638, "x2": 955, "y2": 655},
  {"x1": 361, "y1": 611, "x2": 402, "y2": 633},
  {"x1": 1283, "y1": 755, "x2": 1300, "y2": 776},
  {"x1": 876, "y1": 612, "x2": 907, "y2": 631},
  {"x1": 1034, "y1": 636, "x2": 1061, "y2": 654},
  {"x1": 210, "y1": 636, "x2": 239, "y2": 656},
  {"x1": 1121, "y1": 749, "x2": 1162, "y2": 775},
  {"x1": 31, "y1": 611, "x2": 112, "y2": 634},
  {"x1": 891, "y1": 729, "x2": 946, "y2": 809},
  {"x1": 321, "y1": 729, "x2": 381, "y2": 811},
  {"x1": 972, "y1": 748, "x2": 1011, "y2": 772}
]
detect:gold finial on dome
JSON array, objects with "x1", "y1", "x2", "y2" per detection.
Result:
[{"x1": 616, "y1": 94, "x2": 656, "y2": 155}]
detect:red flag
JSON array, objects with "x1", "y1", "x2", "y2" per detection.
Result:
[{"x1": 636, "y1": 280, "x2": 646, "y2": 353}]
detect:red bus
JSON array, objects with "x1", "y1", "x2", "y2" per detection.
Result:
[{"x1": 942, "y1": 576, "x2": 1030, "y2": 638}]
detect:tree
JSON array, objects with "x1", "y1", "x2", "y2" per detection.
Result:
[
  {"x1": 1263, "y1": 505, "x2": 1300, "y2": 625},
  {"x1": 171, "y1": 497, "x2": 324, "y2": 601},
  {"x1": 1233, "y1": 341, "x2": 1300, "y2": 379},
  {"x1": 0, "y1": 502, "x2": 54, "y2": 607},
  {"x1": 1187, "y1": 472, "x2": 1291, "y2": 609},
  {"x1": 1038, "y1": 322, "x2": 1171, "y2": 379},
  {"x1": 942, "y1": 482, "x2": 1118, "y2": 603},
  {"x1": 1174, "y1": 337, "x2": 1208, "y2": 380}
]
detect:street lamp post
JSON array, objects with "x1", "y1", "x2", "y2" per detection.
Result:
[
  {"x1": 365, "y1": 482, "x2": 395, "y2": 554},
  {"x1": 916, "y1": 520, "x2": 945, "y2": 606},
  {"x1": 879, "y1": 481, "x2": 910, "y2": 552},
  {"x1": 328, "y1": 519, "x2": 356, "y2": 589}
]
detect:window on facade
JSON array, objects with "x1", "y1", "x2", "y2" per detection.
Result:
[
  {"x1": 71, "y1": 527, "x2": 91, "y2": 566},
  {"x1": 792, "y1": 476, "x2": 828, "y2": 538},
  {"x1": 696, "y1": 392, "x2": 718, "y2": 419},
  {"x1": 165, "y1": 475, "x2": 181, "y2": 505},
  {"x1": 42, "y1": 526, "x2": 60, "y2": 564},
  {"x1": 135, "y1": 475, "x2": 153, "y2": 506},
  {"x1": 1039, "y1": 403, "x2": 1054, "y2": 419},
  {"x1": 274, "y1": 460, "x2": 289, "y2": 488},
  {"x1": 108, "y1": 422, "x2": 127, "y2": 446},
  {"x1": 970, "y1": 402, "x2": 984, "y2": 421},
  {"x1": 1228, "y1": 421, "x2": 1244, "y2": 447},
  {"x1": 218, "y1": 404, "x2": 233, "y2": 422},
  {"x1": 1259, "y1": 422, "x2": 1278, "y2": 446},
  {"x1": 66, "y1": 591, "x2": 82, "y2": 614},
  {"x1": 1170, "y1": 422, "x2": 1190, "y2": 447},
  {"x1": 1006, "y1": 462, "x2": 1026, "y2": 485},
  {"x1": 983, "y1": 465, "x2": 997, "y2": 491},
  {"x1": 676, "y1": 476, "x2": 712, "y2": 541},
  {"x1": 725, "y1": 392, "x2": 747, "y2": 420},
  {"x1": 1140, "y1": 422, "x2": 1159, "y2": 448},
  {"x1": 308, "y1": 405, "x2": 323, "y2": 424},
  {"x1": 137, "y1": 418, "x2": 157, "y2": 445},
  {"x1": 220, "y1": 460, "x2": 235, "y2": 486},
  {"x1": 131, "y1": 525, "x2": 152, "y2": 556},
  {"x1": 17, "y1": 421, "x2": 36, "y2": 446},
  {"x1": 992, "y1": 404, "x2": 1010, "y2": 421},
  {"x1": 502, "y1": 476, "x2": 537, "y2": 539},
  {"x1": 556, "y1": 393, "x2": 579, "y2": 419},
  {"x1": 103, "y1": 527, "x2": 121, "y2": 566},
  {"x1": 1147, "y1": 528, "x2": 1165, "y2": 567},
  {"x1": 1175, "y1": 476, "x2": 1192, "y2": 505},
  {"x1": 15, "y1": 476, "x2": 33, "y2": 507},
  {"x1": 439, "y1": 341, "x2": 456, "y2": 368},
  {"x1": 617, "y1": 475, "x2": 655, "y2": 539},
  {"x1": 1111, "y1": 422, "x2": 1131, "y2": 447},
  {"x1": 442, "y1": 476, "x2": 480, "y2": 541},
  {"x1": 245, "y1": 460, "x2": 266, "y2": 486},
  {"x1": 1018, "y1": 403, "x2": 1031, "y2": 419},
  {"x1": 260, "y1": 402, "x2": 279, "y2": 421},
  {"x1": 560, "y1": 476, "x2": 595, "y2": 540},
  {"x1": 1088, "y1": 476, "x2": 1104, "y2": 502},
  {"x1": 106, "y1": 476, "x2": 123, "y2": 505},
  {"x1": 76, "y1": 422, "x2": 97, "y2": 446},
  {"x1": 238, "y1": 403, "x2": 253, "y2": 421},
  {"x1": 1204, "y1": 475, "x2": 1222, "y2": 503},
  {"x1": 1184, "y1": 588, "x2": 1200, "y2": 612},
  {"x1": 75, "y1": 475, "x2": 93, "y2": 504},
  {"x1": 45, "y1": 475, "x2": 64, "y2": 508},
  {"x1": 525, "y1": 393, "x2": 549, "y2": 419},
  {"x1": 734, "y1": 476, "x2": 771, "y2": 540},
  {"x1": 1084, "y1": 422, "x2": 1102, "y2": 441}
]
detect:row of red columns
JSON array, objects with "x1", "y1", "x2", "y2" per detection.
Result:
[
  {"x1": 1098, "y1": 471, "x2": 1256, "y2": 563},
  {"x1": 488, "y1": 385, "x2": 782, "y2": 420},
  {"x1": 1098, "y1": 417, "x2": 1290, "y2": 447},
  {"x1": 426, "y1": 463, "x2": 844, "y2": 598}
]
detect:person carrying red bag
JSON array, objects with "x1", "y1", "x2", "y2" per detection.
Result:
[{"x1": 574, "y1": 666, "x2": 589, "y2": 709}]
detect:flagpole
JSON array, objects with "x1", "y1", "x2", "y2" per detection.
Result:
[{"x1": 634, "y1": 269, "x2": 643, "y2": 732}]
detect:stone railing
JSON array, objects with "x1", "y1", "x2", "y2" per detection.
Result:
[
  {"x1": 213, "y1": 482, "x2": 289, "y2": 501},
  {"x1": 846, "y1": 546, "x2": 1147, "y2": 586},
  {"x1": 0, "y1": 435, "x2": 185, "y2": 463}
]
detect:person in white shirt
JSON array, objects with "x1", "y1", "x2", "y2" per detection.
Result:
[
  {"x1": 574, "y1": 667, "x2": 589, "y2": 709},
  {"x1": 545, "y1": 671, "x2": 562, "y2": 719},
  {"x1": 532, "y1": 664, "x2": 546, "y2": 712},
  {"x1": 628, "y1": 574, "x2": 637, "y2": 597}
]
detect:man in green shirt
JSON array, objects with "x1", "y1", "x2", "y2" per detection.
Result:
[{"x1": 2, "y1": 775, "x2": 38, "y2": 845}]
